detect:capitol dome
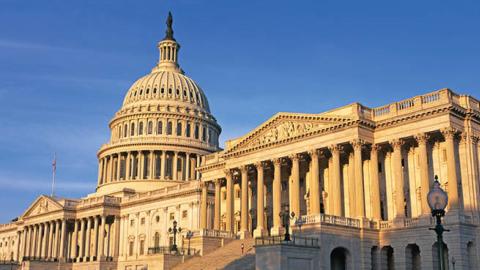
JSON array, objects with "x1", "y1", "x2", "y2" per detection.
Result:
[{"x1": 96, "y1": 13, "x2": 221, "y2": 196}]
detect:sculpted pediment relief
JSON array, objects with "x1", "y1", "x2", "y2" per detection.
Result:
[
  {"x1": 22, "y1": 195, "x2": 63, "y2": 218},
  {"x1": 225, "y1": 113, "x2": 352, "y2": 154}
]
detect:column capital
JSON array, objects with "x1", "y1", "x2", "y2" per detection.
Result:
[
  {"x1": 390, "y1": 138, "x2": 405, "y2": 150},
  {"x1": 240, "y1": 165, "x2": 249, "y2": 174},
  {"x1": 214, "y1": 178, "x2": 223, "y2": 185},
  {"x1": 350, "y1": 139, "x2": 366, "y2": 149},
  {"x1": 370, "y1": 143, "x2": 381, "y2": 152},
  {"x1": 254, "y1": 161, "x2": 266, "y2": 169},
  {"x1": 288, "y1": 153, "x2": 301, "y2": 162},
  {"x1": 328, "y1": 144, "x2": 343, "y2": 153},
  {"x1": 307, "y1": 149, "x2": 319, "y2": 158},
  {"x1": 223, "y1": 169, "x2": 233, "y2": 177},
  {"x1": 272, "y1": 157, "x2": 282, "y2": 166},
  {"x1": 414, "y1": 133, "x2": 430, "y2": 145},
  {"x1": 441, "y1": 127, "x2": 459, "y2": 139}
]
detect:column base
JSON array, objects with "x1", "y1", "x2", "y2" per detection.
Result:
[
  {"x1": 270, "y1": 226, "x2": 285, "y2": 236},
  {"x1": 237, "y1": 230, "x2": 250, "y2": 239},
  {"x1": 253, "y1": 228, "x2": 268, "y2": 238}
]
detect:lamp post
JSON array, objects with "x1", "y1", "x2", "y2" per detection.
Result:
[
  {"x1": 168, "y1": 220, "x2": 182, "y2": 252},
  {"x1": 427, "y1": 175, "x2": 449, "y2": 270},
  {"x1": 279, "y1": 204, "x2": 295, "y2": 241},
  {"x1": 295, "y1": 217, "x2": 304, "y2": 234},
  {"x1": 185, "y1": 231, "x2": 194, "y2": 255}
]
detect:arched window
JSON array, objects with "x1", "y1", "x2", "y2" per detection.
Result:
[
  {"x1": 139, "y1": 122, "x2": 144, "y2": 135},
  {"x1": 176, "y1": 122, "x2": 182, "y2": 136},
  {"x1": 148, "y1": 121, "x2": 153, "y2": 134},
  {"x1": 186, "y1": 122, "x2": 191, "y2": 137},
  {"x1": 119, "y1": 125, "x2": 122, "y2": 138},
  {"x1": 202, "y1": 126, "x2": 207, "y2": 141},
  {"x1": 167, "y1": 121, "x2": 173, "y2": 135},
  {"x1": 124, "y1": 124, "x2": 128, "y2": 137},
  {"x1": 194, "y1": 124, "x2": 199, "y2": 139},
  {"x1": 130, "y1": 123, "x2": 135, "y2": 136},
  {"x1": 157, "y1": 121, "x2": 163, "y2": 134}
]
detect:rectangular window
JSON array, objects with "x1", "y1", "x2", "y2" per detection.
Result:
[
  {"x1": 139, "y1": 240, "x2": 145, "y2": 255},
  {"x1": 378, "y1": 162, "x2": 382, "y2": 173},
  {"x1": 130, "y1": 219, "x2": 135, "y2": 227},
  {"x1": 129, "y1": 242, "x2": 134, "y2": 256},
  {"x1": 141, "y1": 217, "x2": 145, "y2": 225},
  {"x1": 169, "y1": 213, "x2": 175, "y2": 220}
]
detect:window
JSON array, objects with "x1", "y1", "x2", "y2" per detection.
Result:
[
  {"x1": 119, "y1": 126, "x2": 122, "y2": 138},
  {"x1": 169, "y1": 213, "x2": 175, "y2": 220},
  {"x1": 154, "y1": 232, "x2": 160, "y2": 248},
  {"x1": 167, "y1": 121, "x2": 173, "y2": 135},
  {"x1": 202, "y1": 126, "x2": 207, "y2": 141},
  {"x1": 130, "y1": 219, "x2": 135, "y2": 227},
  {"x1": 156, "y1": 216, "x2": 160, "y2": 223},
  {"x1": 157, "y1": 121, "x2": 163, "y2": 134},
  {"x1": 182, "y1": 210, "x2": 188, "y2": 219},
  {"x1": 129, "y1": 242, "x2": 134, "y2": 256},
  {"x1": 141, "y1": 217, "x2": 145, "y2": 225},
  {"x1": 194, "y1": 124, "x2": 199, "y2": 139},
  {"x1": 176, "y1": 122, "x2": 182, "y2": 136},
  {"x1": 124, "y1": 124, "x2": 128, "y2": 137},
  {"x1": 139, "y1": 240, "x2": 145, "y2": 255},
  {"x1": 148, "y1": 121, "x2": 153, "y2": 134},
  {"x1": 130, "y1": 123, "x2": 135, "y2": 136},
  {"x1": 186, "y1": 122, "x2": 191, "y2": 137},
  {"x1": 222, "y1": 191, "x2": 226, "y2": 200},
  {"x1": 161, "y1": 88, "x2": 165, "y2": 94},
  {"x1": 236, "y1": 190, "x2": 241, "y2": 198},
  {"x1": 378, "y1": 162, "x2": 382, "y2": 173},
  {"x1": 139, "y1": 122, "x2": 144, "y2": 135}
]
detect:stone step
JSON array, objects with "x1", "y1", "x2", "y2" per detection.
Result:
[{"x1": 171, "y1": 238, "x2": 255, "y2": 270}]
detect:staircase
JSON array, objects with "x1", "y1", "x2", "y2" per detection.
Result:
[{"x1": 171, "y1": 238, "x2": 255, "y2": 270}]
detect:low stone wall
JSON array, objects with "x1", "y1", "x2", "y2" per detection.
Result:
[{"x1": 255, "y1": 245, "x2": 321, "y2": 270}]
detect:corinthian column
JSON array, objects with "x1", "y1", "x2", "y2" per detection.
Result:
[
  {"x1": 352, "y1": 140, "x2": 365, "y2": 218},
  {"x1": 200, "y1": 181, "x2": 208, "y2": 229},
  {"x1": 391, "y1": 139, "x2": 406, "y2": 219},
  {"x1": 370, "y1": 145, "x2": 382, "y2": 220},
  {"x1": 239, "y1": 166, "x2": 249, "y2": 238},
  {"x1": 225, "y1": 170, "x2": 234, "y2": 232},
  {"x1": 71, "y1": 220, "x2": 78, "y2": 260},
  {"x1": 415, "y1": 133, "x2": 431, "y2": 215},
  {"x1": 126, "y1": 152, "x2": 131, "y2": 180},
  {"x1": 329, "y1": 145, "x2": 343, "y2": 216},
  {"x1": 173, "y1": 151, "x2": 179, "y2": 181},
  {"x1": 59, "y1": 219, "x2": 66, "y2": 260},
  {"x1": 214, "y1": 179, "x2": 222, "y2": 230},
  {"x1": 309, "y1": 150, "x2": 321, "y2": 215},
  {"x1": 289, "y1": 154, "x2": 301, "y2": 217},
  {"x1": 254, "y1": 162, "x2": 267, "y2": 237},
  {"x1": 442, "y1": 128, "x2": 460, "y2": 209},
  {"x1": 271, "y1": 158, "x2": 283, "y2": 235}
]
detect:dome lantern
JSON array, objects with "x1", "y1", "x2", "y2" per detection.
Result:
[{"x1": 153, "y1": 12, "x2": 182, "y2": 73}]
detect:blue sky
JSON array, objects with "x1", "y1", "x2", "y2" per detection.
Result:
[{"x1": 0, "y1": 0, "x2": 479, "y2": 223}]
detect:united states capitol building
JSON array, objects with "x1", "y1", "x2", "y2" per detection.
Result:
[{"x1": 1, "y1": 14, "x2": 479, "y2": 270}]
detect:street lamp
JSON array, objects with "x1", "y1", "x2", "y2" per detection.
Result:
[
  {"x1": 295, "y1": 217, "x2": 304, "y2": 234},
  {"x1": 185, "y1": 231, "x2": 194, "y2": 255},
  {"x1": 168, "y1": 220, "x2": 182, "y2": 252},
  {"x1": 279, "y1": 204, "x2": 295, "y2": 241},
  {"x1": 427, "y1": 175, "x2": 449, "y2": 270}
]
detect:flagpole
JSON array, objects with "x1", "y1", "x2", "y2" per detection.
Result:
[{"x1": 51, "y1": 152, "x2": 56, "y2": 198}]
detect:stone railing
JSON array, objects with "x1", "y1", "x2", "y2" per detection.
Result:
[
  {"x1": 404, "y1": 218, "x2": 420, "y2": 228},
  {"x1": 300, "y1": 214, "x2": 361, "y2": 228},
  {"x1": 369, "y1": 88, "x2": 478, "y2": 121},
  {"x1": 77, "y1": 196, "x2": 121, "y2": 208},
  {"x1": 123, "y1": 181, "x2": 200, "y2": 203},
  {"x1": 196, "y1": 229, "x2": 237, "y2": 239},
  {"x1": 255, "y1": 235, "x2": 320, "y2": 248},
  {"x1": 0, "y1": 223, "x2": 16, "y2": 232}
]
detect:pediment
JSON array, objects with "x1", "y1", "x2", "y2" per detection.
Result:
[
  {"x1": 224, "y1": 112, "x2": 353, "y2": 154},
  {"x1": 21, "y1": 195, "x2": 64, "y2": 219}
]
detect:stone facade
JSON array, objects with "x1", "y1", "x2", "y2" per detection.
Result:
[
  {"x1": 199, "y1": 88, "x2": 480, "y2": 269},
  {"x1": 1, "y1": 13, "x2": 479, "y2": 270}
]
